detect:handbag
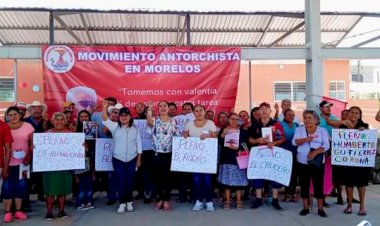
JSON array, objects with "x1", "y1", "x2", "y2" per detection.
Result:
[
  {"x1": 236, "y1": 143, "x2": 249, "y2": 170},
  {"x1": 308, "y1": 148, "x2": 324, "y2": 168}
]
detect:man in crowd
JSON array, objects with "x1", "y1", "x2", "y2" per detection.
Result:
[
  {"x1": 168, "y1": 102, "x2": 178, "y2": 117},
  {"x1": 274, "y1": 99, "x2": 301, "y2": 124}
]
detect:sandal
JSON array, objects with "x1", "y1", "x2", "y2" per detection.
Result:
[
  {"x1": 163, "y1": 201, "x2": 172, "y2": 212},
  {"x1": 358, "y1": 209, "x2": 367, "y2": 216},
  {"x1": 154, "y1": 201, "x2": 163, "y2": 210},
  {"x1": 223, "y1": 202, "x2": 231, "y2": 210},
  {"x1": 236, "y1": 202, "x2": 244, "y2": 209},
  {"x1": 343, "y1": 207, "x2": 352, "y2": 214}
]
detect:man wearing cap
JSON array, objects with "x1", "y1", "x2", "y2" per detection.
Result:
[
  {"x1": 248, "y1": 102, "x2": 286, "y2": 210},
  {"x1": 24, "y1": 101, "x2": 52, "y2": 203},
  {"x1": 24, "y1": 101, "x2": 52, "y2": 133},
  {"x1": 63, "y1": 102, "x2": 75, "y2": 113},
  {"x1": 0, "y1": 119, "x2": 13, "y2": 201},
  {"x1": 319, "y1": 100, "x2": 351, "y2": 137},
  {"x1": 274, "y1": 99, "x2": 301, "y2": 125}
]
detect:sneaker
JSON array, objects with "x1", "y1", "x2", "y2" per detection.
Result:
[
  {"x1": 126, "y1": 202, "x2": 134, "y2": 212},
  {"x1": 58, "y1": 211, "x2": 68, "y2": 219},
  {"x1": 299, "y1": 209, "x2": 310, "y2": 216},
  {"x1": 192, "y1": 200, "x2": 204, "y2": 211},
  {"x1": 45, "y1": 213, "x2": 53, "y2": 221},
  {"x1": 14, "y1": 211, "x2": 28, "y2": 220},
  {"x1": 318, "y1": 209, "x2": 328, "y2": 218},
  {"x1": 77, "y1": 204, "x2": 88, "y2": 211},
  {"x1": 206, "y1": 202, "x2": 215, "y2": 212},
  {"x1": 271, "y1": 199, "x2": 283, "y2": 210},
  {"x1": 251, "y1": 198, "x2": 263, "y2": 209},
  {"x1": 86, "y1": 203, "x2": 95, "y2": 210},
  {"x1": 117, "y1": 203, "x2": 126, "y2": 214},
  {"x1": 3, "y1": 212, "x2": 12, "y2": 223}
]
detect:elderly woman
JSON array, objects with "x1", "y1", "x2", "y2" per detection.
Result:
[
  {"x1": 340, "y1": 106, "x2": 370, "y2": 216},
  {"x1": 2, "y1": 107, "x2": 34, "y2": 223},
  {"x1": 217, "y1": 113, "x2": 249, "y2": 210},
  {"x1": 147, "y1": 100, "x2": 179, "y2": 212},
  {"x1": 292, "y1": 110, "x2": 330, "y2": 217},
  {"x1": 102, "y1": 101, "x2": 142, "y2": 214},
  {"x1": 43, "y1": 112, "x2": 73, "y2": 220},
  {"x1": 183, "y1": 105, "x2": 217, "y2": 212}
]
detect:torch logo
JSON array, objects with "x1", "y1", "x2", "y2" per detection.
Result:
[{"x1": 44, "y1": 45, "x2": 75, "y2": 73}]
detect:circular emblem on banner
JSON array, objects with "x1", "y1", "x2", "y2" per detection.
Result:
[{"x1": 44, "y1": 45, "x2": 75, "y2": 73}]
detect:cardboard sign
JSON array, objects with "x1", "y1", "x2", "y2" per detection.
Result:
[
  {"x1": 33, "y1": 133, "x2": 85, "y2": 172},
  {"x1": 332, "y1": 129, "x2": 378, "y2": 167},
  {"x1": 247, "y1": 146, "x2": 292, "y2": 186},
  {"x1": 171, "y1": 137, "x2": 218, "y2": 174},
  {"x1": 95, "y1": 138, "x2": 114, "y2": 171},
  {"x1": 133, "y1": 119, "x2": 154, "y2": 151}
]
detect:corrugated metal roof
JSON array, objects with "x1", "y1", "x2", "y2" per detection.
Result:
[{"x1": 0, "y1": 8, "x2": 374, "y2": 47}]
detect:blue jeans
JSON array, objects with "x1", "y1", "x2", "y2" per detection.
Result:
[
  {"x1": 113, "y1": 157, "x2": 137, "y2": 203},
  {"x1": 1, "y1": 166, "x2": 28, "y2": 199},
  {"x1": 77, "y1": 174, "x2": 93, "y2": 206},
  {"x1": 193, "y1": 173, "x2": 213, "y2": 202}
]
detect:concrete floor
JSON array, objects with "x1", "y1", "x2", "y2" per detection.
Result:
[{"x1": 1, "y1": 185, "x2": 379, "y2": 226}]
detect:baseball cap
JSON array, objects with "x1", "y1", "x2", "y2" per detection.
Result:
[
  {"x1": 63, "y1": 101, "x2": 75, "y2": 108},
  {"x1": 319, "y1": 100, "x2": 333, "y2": 108},
  {"x1": 259, "y1": 102, "x2": 271, "y2": 108}
]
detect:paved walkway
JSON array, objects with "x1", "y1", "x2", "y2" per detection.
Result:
[{"x1": 1, "y1": 185, "x2": 379, "y2": 226}]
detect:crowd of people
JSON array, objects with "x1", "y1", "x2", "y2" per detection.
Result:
[{"x1": 0, "y1": 97, "x2": 379, "y2": 223}]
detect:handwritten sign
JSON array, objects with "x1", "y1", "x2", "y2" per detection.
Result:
[
  {"x1": 332, "y1": 129, "x2": 378, "y2": 167},
  {"x1": 247, "y1": 146, "x2": 292, "y2": 186},
  {"x1": 95, "y1": 138, "x2": 114, "y2": 171},
  {"x1": 33, "y1": 133, "x2": 85, "y2": 172},
  {"x1": 134, "y1": 119, "x2": 154, "y2": 150},
  {"x1": 171, "y1": 137, "x2": 218, "y2": 174},
  {"x1": 174, "y1": 113, "x2": 195, "y2": 134}
]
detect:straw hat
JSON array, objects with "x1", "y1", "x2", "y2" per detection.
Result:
[{"x1": 27, "y1": 100, "x2": 47, "y2": 113}]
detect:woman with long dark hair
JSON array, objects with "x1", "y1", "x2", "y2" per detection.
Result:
[{"x1": 102, "y1": 101, "x2": 142, "y2": 214}]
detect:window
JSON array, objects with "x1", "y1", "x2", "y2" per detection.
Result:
[
  {"x1": 329, "y1": 81, "x2": 346, "y2": 101},
  {"x1": 274, "y1": 82, "x2": 306, "y2": 101},
  {"x1": 0, "y1": 77, "x2": 15, "y2": 101}
]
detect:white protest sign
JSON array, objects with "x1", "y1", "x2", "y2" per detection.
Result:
[
  {"x1": 174, "y1": 113, "x2": 195, "y2": 134},
  {"x1": 247, "y1": 146, "x2": 292, "y2": 186},
  {"x1": 95, "y1": 138, "x2": 114, "y2": 171},
  {"x1": 171, "y1": 137, "x2": 218, "y2": 174},
  {"x1": 332, "y1": 129, "x2": 378, "y2": 167},
  {"x1": 134, "y1": 119, "x2": 154, "y2": 151},
  {"x1": 33, "y1": 133, "x2": 85, "y2": 172}
]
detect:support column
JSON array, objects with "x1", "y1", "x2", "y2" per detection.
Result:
[
  {"x1": 305, "y1": 0, "x2": 323, "y2": 110},
  {"x1": 49, "y1": 11, "x2": 54, "y2": 45}
]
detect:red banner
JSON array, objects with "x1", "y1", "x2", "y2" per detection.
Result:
[{"x1": 42, "y1": 46, "x2": 241, "y2": 116}]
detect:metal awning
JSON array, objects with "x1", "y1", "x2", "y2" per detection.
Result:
[{"x1": 0, "y1": 8, "x2": 379, "y2": 47}]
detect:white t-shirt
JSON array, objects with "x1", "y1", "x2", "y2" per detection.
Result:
[{"x1": 185, "y1": 120, "x2": 217, "y2": 138}]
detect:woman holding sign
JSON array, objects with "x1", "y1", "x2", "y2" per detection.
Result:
[
  {"x1": 102, "y1": 101, "x2": 142, "y2": 214},
  {"x1": 147, "y1": 100, "x2": 178, "y2": 212},
  {"x1": 217, "y1": 113, "x2": 249, "y2": 210},
  {"x1": 183, "y1": 105, "x2": 217, "y2": 212},
  {"x1": 339, "y1": 106, "x2": 370, "y2": 216},
  {"x1": 43, "y1": 112, "x2": 73, "y2": 220},
  {"x1": 2, "y1": 107, "x2": 34, "y2": 223},
  {"x1": 292, "y1": 110, "x2": 330, "y2": 218}
]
